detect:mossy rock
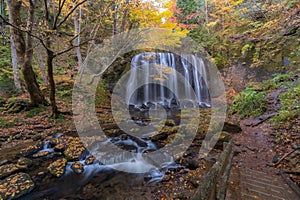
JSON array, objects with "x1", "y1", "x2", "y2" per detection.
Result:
[
  {"x1": 16, "y1": 157, "x2": 32, "y2": 169},
  {"x1": 0, "y1": 172, "x2": 35, "y2": 200},
  {"x1": 71, "y1": 162, "x2": 84, "y2": 174},
  {"x1": 19, "y1": 142, "x2": 43, "y2": 157},
  {"x1": 47, "y1": 158, "x2": 67, "y2": 178},
  {"x1": 165, "y1": 119, "x2": 175, "y2": 127},
  {"x1": 32, "y1": 151, "x2": 50, "y2": 159},
  {"x1": 0, "y1": 98, "x2": 6, "y2": 107},
  {"x1": 85, "y1": 156, "x2": 95, "y2": 165},
  {"x1": 0, "y1": 164, "x2": 20, "y2": 179},
  {"x1": 6, "y1": 98, "x2": 30, "y2": 113},
  {"x1": 64, "y1": 142, "x2": 87, "y2": 161}
]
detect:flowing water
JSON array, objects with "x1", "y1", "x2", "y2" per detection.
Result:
[
  {"x1": 127, "y1": 52, "x2": 211, "y2": 109},
  {"x1": 22, "y1": 52, "x2": 212, "y2": 199},
  {"x1": 21, "y1": 133, "x2": 180, "y2": 199}
]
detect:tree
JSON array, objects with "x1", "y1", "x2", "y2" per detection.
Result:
[
  {"x1": 9, "y1": 31, "x2": 21, "y2": 92},
  {"x1": 2, "y1": 0, "x2": 189, "y2": 117},
  {"x1": 74, "y1": 4, "x2": 83, "y2": 70},
  {"x1": 5, "y1": 0, "x2": 47, "y2": 106},
  {"x1": 38, "y1": 0, "x2": 88, "y2": 118}
]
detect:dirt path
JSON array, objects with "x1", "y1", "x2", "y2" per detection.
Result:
[{"x1": 226, "y1": 119, "x2": 299, "y2": 200}]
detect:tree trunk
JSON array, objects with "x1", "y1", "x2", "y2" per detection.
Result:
[
  {"x1": 205, "y1": 0, "x2": 208, "y2": 24},
  {"x1": 43, "y1": 0, "x2": 58, "y2": 118},
  {"x1": 9, "y1": 33, "x2": 21, "y2": 92},
  {"x1": 6, "y1": 0, "x2": 25, "y2": 62},
  {"x1": 46, "y1": 49, "x2": 58, "y2": 118},
  {"x1": 112, "y1": 4, "x2": 117, "y2": 35},
  {"x1": 36, "y1": 42, "x2": 48, "y2": 85},
  {"x1": 120, "y1": 5, "x2": 129, "y2": 32},
  {"x1": 74, "y1": 7, "x2": 83, "y2": 70},
  {"x1": 6, "y1": 0, "x2": 47, "y2": 106}
]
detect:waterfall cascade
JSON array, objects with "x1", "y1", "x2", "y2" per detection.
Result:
[{"x1": 126, "y1": 52, "x2": 211, "y2": 109}]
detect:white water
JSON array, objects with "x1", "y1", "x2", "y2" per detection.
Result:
[
  {"x1": 38, "y1": 134, "x2": 177, "y2": 183},
  {"x1": 127, "y1": 52, "x2": 211, "y2": 108}
]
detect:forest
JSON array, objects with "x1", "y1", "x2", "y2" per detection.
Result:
[{"x1": 0, "y1": 0, "x2": 299, "y2": 199}]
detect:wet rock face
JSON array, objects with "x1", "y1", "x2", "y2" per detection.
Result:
[
  {"x1": 223, "y1": 121, "x2": 242, "y2": 133},
  {"x1": 0, "y1": 164, "x2": 19, "y2": 179},
  {"x1": 47, "y1": 158, "x2": 67, "y2": 178},
  {"x1": 71, "y1": 162, "x2": 84, "y2": 174},
  {"x1": 0, "y1": 172, "x2": 35, "y2": 200}
]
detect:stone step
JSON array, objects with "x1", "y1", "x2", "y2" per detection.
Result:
[
  {"x1": 238, "y1": 168, "x2": 299, "y2": 200},
  {"x1": 241, "y1": 175, "x2": 285, "y2": 189}
]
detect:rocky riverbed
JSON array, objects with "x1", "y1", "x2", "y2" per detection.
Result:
[{"x1": 0, "y1": 105, "x2": 236, "y2": 200}]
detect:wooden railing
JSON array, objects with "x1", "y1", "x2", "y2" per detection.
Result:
[{"x1": 191, "y1": 136, "x2": 234, "y2": 200}]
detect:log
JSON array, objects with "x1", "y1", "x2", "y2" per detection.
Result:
[{"x1": 273, "y1": 147, "x2": 300, "y2": 166}]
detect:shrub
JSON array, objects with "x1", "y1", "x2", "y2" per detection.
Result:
[
  {"x1": 229, "y1": 87, "x2": 267, "y2": 118},
  {"x1": 272, "y1": 83, "x2": 300, "y2": 125}
]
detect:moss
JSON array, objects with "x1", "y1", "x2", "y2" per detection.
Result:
[
  {"x1": 0, "y1": 97, "x2": 6, "y2": 107},
  {"x1": 6, "y1": 98, "x2": 29, "y2": 113},
  {"x1": 25, "y1": 106, "x2": 47, "y2": 118},
  {"x1": 0, "y1": 118, "x2": 16, "y2": 128},
  {"x1": 165, "y1": 119, "x2": 176, "y2": 126}
]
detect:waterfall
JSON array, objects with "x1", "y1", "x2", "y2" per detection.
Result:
[{"x1": 126, "y1": 52, "x2": 211, "y2": 108}]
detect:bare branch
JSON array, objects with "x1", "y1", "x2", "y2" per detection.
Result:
[
  {"x1": 44, "y1": 0, "x2": 50, "y2": 26},
  {"x1": 56, "y1": 0, "x2": 87, "y2": 29},
  {"x1": 0, "y1": 14, "x2": 50, "y2": 51},
  {"x1": 273, "y1": 146, "x2": 300, "y2": 166},
  {"x1": 55, "y1": 39, "x2": 90, "y2": 57},
  {"x1": 53, "y1": 0, "x2": 67, "y2": 29}
]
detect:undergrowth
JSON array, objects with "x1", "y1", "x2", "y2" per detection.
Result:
[
  {"x1": 229, "y1": 87, "x2": 267, "y2": 118},
  {"x1": 272, "y1": 83, "x2": 300, "y2": 126},
  {"x1": 229, "y1": 72, "x2": 299, "y2": 123}
]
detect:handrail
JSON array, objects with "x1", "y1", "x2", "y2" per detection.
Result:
[{"x1": 191, "y1": 136, "x2": 233, "y2": 200}]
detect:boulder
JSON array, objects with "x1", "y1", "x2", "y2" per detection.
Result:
[
  {"x1": 19, "y1": 142, "x2": 43, "y2": 157},
  {"x1": 64, "y1": 142, "x2": 86, "y2": 161},
  {"x1": 0, "y1": 173, "x2": 35, "y2": 200},
  {"x1": 0, "y1": 164, "x2": 20, "y2": 179},
  {"x1": 85, "y1": 156, "x2": 95, "y2": 165},
  {"x1": 54, "y1": 143, "x2": 65, "y2": 152},
  {"x1": 71, "y1": 162, "x2": 84, "y2": 174},
  {"x1": 165, "y1": 119, "x2": 176, "y2": 127},
  {"x1": 222, "y1": 121, "x2": 242, "y2": 133},
  {"x1": 16, "y1": 157, "x2": 32, "y2": 169},
  {"x1": 32, "y1": 151, "x2": 50, "y2": 158},
  {"x1": 47, "y1": 158, "x2": 67, "y2": 178}
]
